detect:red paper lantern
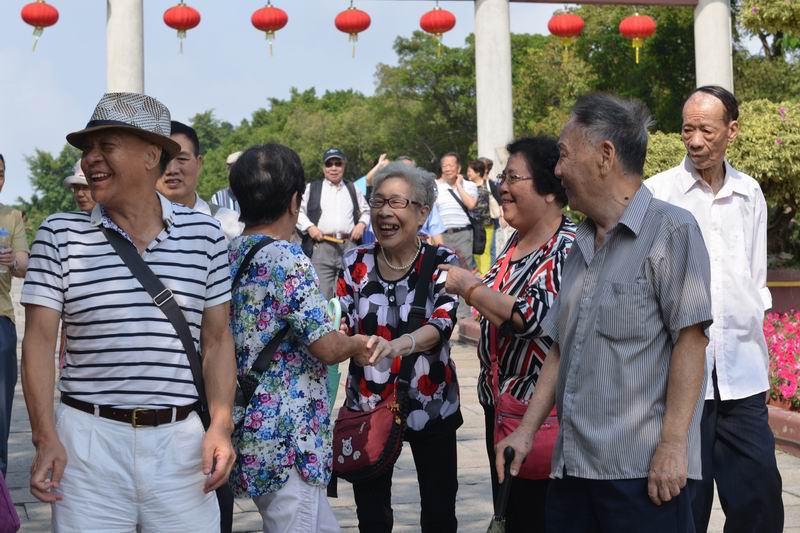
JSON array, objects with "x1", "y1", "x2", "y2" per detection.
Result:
[
  {"x1": 335, "y1": 2, "x2": 371, "y2": 58},
  {"x1": 20, "y1": 1, "x2": 59, "y2": 52},
  {"x1": 163, "y1": 1, "x2": 201, "y2": 53},
  {"x1": 547, "y1": 13, "x2": 584, "y2": 63},
  {"x1": 547, "y1": 13, "x2": 584, "y2": 39},
  {"x1": 619, "y1": 14, "x2": 657, "y2": 64},
  {"x1": 252, "y1": 2, "x2": 289, "y2": 56},
  {"x1": 420, "y1": 6, "x2": 456, "y2": 39}
]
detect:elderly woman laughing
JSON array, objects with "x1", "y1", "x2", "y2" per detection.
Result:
[{"x1": 336, "y1": 162, "x2": 463, "y2": 533}]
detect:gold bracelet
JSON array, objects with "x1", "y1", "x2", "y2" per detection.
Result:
[{"x1": 464, "y1": 282, "x2": 484, "y2": 307}]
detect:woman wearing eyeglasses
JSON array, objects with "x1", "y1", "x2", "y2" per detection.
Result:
[
  {"x1": 441, "y1": 137, "x2": 576, "y2": 533},
  {"x1": 336, "y1": 162, "x2": 462, "y2": 533}
]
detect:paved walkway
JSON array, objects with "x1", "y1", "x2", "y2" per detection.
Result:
[{"x1": 7, "y1": 279, "x2": 797, "y2": 531}]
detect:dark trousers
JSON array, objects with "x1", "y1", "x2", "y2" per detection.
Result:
[
  {"x1": 483, "y1": 405, "x2": 548, "y2": 533},
  {"x1": 352, "y1": 426, "x2": 458, "y2": 533},
  {"x1": 0, "y1": 317, "x2": 16, "y2": 476},
  {"x1": 693, "y1": 370, "x2": 783, "y2": 533},
  {"x1": 546, "y1": 476, "x2": 696, "y2": 533}
]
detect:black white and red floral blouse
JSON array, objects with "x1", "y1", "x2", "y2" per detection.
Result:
[{"x1": 336, "y1": 243, "x2": 462, "y2": 432}]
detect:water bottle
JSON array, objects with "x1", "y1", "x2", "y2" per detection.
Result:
[{"x1": 0, "y1": 229, "x2": 10, "y2": 274}]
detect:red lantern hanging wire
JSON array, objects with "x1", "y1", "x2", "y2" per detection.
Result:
[
  {"x1": 335, "y1": 1, "x2": 371, "y2": 58},
  {"x1": 619, "y1": 13, "x2": 656, "y2": 64},
  {"x1": 420, "y1": 1, "x2": 456, "y2": 54},
  {"x1": 547, "y1": 13, "x2": 584, "y2": 63},
  {"x1": 252, "y1": 2, "x2": 289, "y2": 57},
  {"x1": 20, "y1": 0, "x2": 59, "y2": 52},
  {"x1": 163, "y1": 1, "x2": 201, "y2": 54}
]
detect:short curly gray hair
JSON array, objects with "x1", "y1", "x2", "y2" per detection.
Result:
[{"x1": 372, "y1": 162, "x2": 437, "y2": 208}]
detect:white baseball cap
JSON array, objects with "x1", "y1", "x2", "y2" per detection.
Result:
[
  {"x1": 63, "y1": 160, "x2": 88, "y2": 188},
  {"x1": 226, "y1": 151, "x2": 243, "y2": 165}
]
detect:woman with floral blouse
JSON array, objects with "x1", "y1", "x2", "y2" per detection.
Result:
[
  {"x1": 227, "y1": 144, "x2": 388, "y2": 533},
  {"x1": 442, "y1": 137, "x2": 576, "y2": 533},
  {"x1": 336, "y1": 162, "x2": 462, "y2": 533}
]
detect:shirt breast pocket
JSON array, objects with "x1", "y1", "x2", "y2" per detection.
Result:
[{"x1": 596, "y1": 281, "x2": 654, "y2": 342}]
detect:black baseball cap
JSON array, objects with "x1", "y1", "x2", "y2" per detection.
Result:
[{"x1": 323, "y1": 148, "x2": 346, "y2": 163}]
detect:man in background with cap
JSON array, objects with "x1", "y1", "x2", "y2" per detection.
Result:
[
  {"x1": 210, "y1": 150, "x2": 243, "y2": 213},
  {"x1": 157, "y1": 121, "x2": 242, "y2": 240},
  {"x1": 0, "y1": 153, "x2": 29, "y2": 478},
  {"x1": 21, "y1": 93, "x2": 236, "y2": 531},
  {"x1": 63, "y1": 160, "x2": 95, "y2": 213},
  {"x1": 297, "y1": 147, "x2": 369, "y2": 300}
]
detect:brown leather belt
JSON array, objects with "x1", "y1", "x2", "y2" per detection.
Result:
[
  {"x1": 323, "y1": 232, "x2": 350, "y2": 241},
  {"x1": 62, "y1": 394, "x2": 198, "y2": 428}
]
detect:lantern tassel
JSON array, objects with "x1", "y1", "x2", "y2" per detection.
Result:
[
  {"x1": 31, "y1": 26, "x2": 43, "y2": 52},
  {"x1": 178, "y1": 30, "x2": 187, "y2": 54},
  {"x1": 632, "y1": 37, "x2": 643, "y2": 64},
  {"x1": 266, "y1": 31, "x2": 275, "y2": 58},
  {"x1": 350, "y1": 33, "x2": 358, "y2": 58}
]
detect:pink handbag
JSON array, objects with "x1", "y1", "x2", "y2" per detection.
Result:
[{"x1": 489, "y1": 239, "x2": 559, "y2": 480}]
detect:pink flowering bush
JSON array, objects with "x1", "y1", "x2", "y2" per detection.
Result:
[{"x1": 766, "y1": 311, "x2": 800, "y2": 409}]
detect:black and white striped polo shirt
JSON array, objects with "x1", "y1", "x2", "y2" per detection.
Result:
[{"x1": 22, "y1": 193, "x2": 231, "y2": 408}]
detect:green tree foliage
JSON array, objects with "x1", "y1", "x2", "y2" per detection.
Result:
[
  {"x1": 572, "y1": 5, "x2": 697, "y2": 132},
  {"x1": 740, "y1": 0, "x2": 800, "y2": 58},
  {"x1": 513, "y1": 36, "x2": 597, "y2": 137},
  {"x1": 18, "y1": 145, "x2": 80, "y2": 242}
]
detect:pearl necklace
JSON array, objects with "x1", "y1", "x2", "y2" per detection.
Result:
[{"x1": 381, "y1": 238, "x2": 421, "y2": 271}]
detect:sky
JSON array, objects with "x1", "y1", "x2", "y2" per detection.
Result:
[{"x1": 0, "y1": 0, "x2": 565, "y2": 204}]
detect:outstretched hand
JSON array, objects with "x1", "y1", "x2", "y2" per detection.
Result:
[{"x1": 439, "y1": 264, "x2": 482, "y2": 297}]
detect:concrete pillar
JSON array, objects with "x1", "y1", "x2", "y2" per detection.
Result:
[
  {"x1": 106, "y1": 0, "x2": 144, "y2": 93},
  {"x1": 474, "y1": 0, "x2": 514, "y2": 173},
  {"x1": 693, "y1": 0, "x2": 734, "y2": 92}
]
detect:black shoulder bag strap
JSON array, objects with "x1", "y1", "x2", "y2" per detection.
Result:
[
  {"x1": 99, "y1": 226, "x2": 210, "y2": 424},
  {"x1": 448, "y1": 188, "x2": 474, "y2": 223},
  {"x1": 345, "y1": 181, "x2": 361, "y2": 225},
  {"x1": 396, "y1": 244, "x2": 439, "y2": 389},
  {"x1": 231, "y1": 237, "x2": 290, "y2": 407}
]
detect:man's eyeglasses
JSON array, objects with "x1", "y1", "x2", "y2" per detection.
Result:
[
  {"x1": 324, "y1": 159, "x2": 344, "y2": 168},
  {"x1": 497, "y1": 171, "x2": 534, "y2": 185},
  {"x1": 368, "y1": 196, "x2": 421, "y2": 209}
]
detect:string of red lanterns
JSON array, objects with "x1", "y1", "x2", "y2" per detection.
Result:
[
  {"x1": 619, "y1": 13, "x2": 657, "y2": 64},
  {"x1": 20, "y1": 0, "x2": 59, "y2": 52},
  {"x1": 335, "y1": 1, "x2": 371, "y2": 58},
  {"x1": 17, "y1": 4, "x2": 658, "y2": 66},
  {"x1": 163, "y1": 1, "x2": 201, "y2": 54},
  {"x1": 252, "y1": 2, "x2": 289, "y2": 57}
]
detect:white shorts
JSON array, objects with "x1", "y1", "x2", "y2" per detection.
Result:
[
  {"x1": 253, "y1": 467, "x2": 339, "y2": 533},
  {"x1": 52, "y1": 403, "x2": 220, "y2": 532}
]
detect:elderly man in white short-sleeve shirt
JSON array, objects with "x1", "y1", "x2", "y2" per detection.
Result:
[
  {"x1": 435, "y1": 152, "x2": 478, "y2": 317},
  {"x1": 645, "y1": 85, "x2": 783, "y2": 533},
  {"x1": 20, "y1": 93, "x2": 237, "y2": 532}
]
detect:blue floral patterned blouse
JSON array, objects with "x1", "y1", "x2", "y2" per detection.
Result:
[{"x1": 228, "y1": 235, "x2": 334, "y2": 497}]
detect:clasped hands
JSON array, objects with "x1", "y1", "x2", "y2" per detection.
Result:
[{"x1": 342, "y1": 324, "x2": 398, "y2": 367}]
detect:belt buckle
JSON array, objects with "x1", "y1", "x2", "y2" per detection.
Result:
[{"x1": 131, "y1": 407, "x2": 149, "y2": 428}]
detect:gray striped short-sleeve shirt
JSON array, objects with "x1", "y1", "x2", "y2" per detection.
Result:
[{"x1": 542, "y1": 185, "x2": 712, "y2": 480}]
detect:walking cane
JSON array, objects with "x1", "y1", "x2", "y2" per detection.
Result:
[{"x1": 487, "y1": 447, "x2": 515, "y2": 533}]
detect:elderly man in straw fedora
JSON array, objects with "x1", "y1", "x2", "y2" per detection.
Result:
[{"x1": 20, "y1": 92, "x2": 236, "y2": 532}]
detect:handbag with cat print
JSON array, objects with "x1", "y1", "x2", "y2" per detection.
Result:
[{"x1": 331, "y1": 244, "x2": 437, "y2": 483}]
